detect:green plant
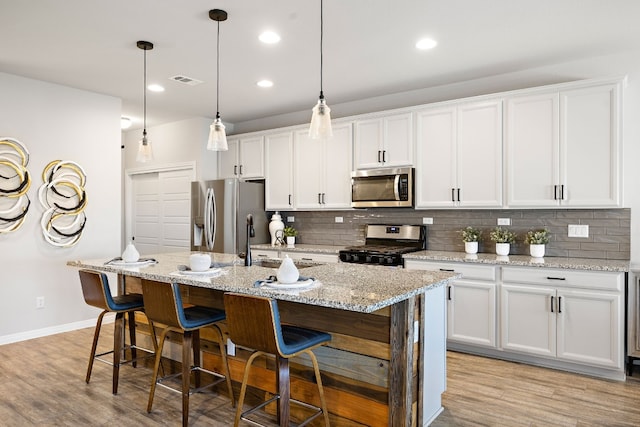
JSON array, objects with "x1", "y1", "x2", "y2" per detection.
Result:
[
  {"x1": 525, "y1": 229, "x2": 550, "y2": 245},
  {"x1": 460, "y1": 226, "x2": 482, "y2": 242},
  {"x1": 283, "y1": 226, "x2": 298, "y2": 237},
  {"x1": 489, "y1": 227, "x2": 516, "y2": 244}
]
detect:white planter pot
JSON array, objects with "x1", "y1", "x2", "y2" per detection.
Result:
[
  {"x1": 495, "y1": 243, "x2": 510, "y2": 256},
  {"x1": 530, "y1": 244, "x2": 545, "y2": 258},
  {"x1": 464, "y1": 241, "x2": 478, "y2": 254},
  {"x1": 286, "y1": 236, "x2": 296, "y2": 247}
]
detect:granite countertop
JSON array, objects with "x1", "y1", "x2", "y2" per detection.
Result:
[
  {"x1": 67, "y1": 252, "x2": 458, "y2": 313},
  {"x1": 404, "y1": 250, "x2": 630, "y2": 272},
  {"x1": 251, "y1": 244, "x2": 347, "y2": 254}
]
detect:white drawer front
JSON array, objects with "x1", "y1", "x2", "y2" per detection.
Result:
[
  {"x1": 285, "y1": 251, "x2": 339, "y2": 263},
  {"x1": 502, "y1": 267, "x2": 623, "y2": 291},
  {"x1": 252, "y1": 249, "x2": 280, "y2": 259},
  {"x1": 405, "y1": 261, "x2": 496, "y2": 281}
]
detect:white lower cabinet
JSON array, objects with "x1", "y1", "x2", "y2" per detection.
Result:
[{"x1": 501, "y1": 267, "x2": 623, "y2": 370}]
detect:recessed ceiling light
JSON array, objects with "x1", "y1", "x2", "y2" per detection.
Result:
[
  {"x1": 257, "y1": 80, "x2": 274, "y2": 88},
  {"x1": 416, "y1": 38, "x2": 437, "y2": 50},
  {"x1": 147, "y1": 84, "x2": 165, "y2": 92},
  {"x1": 259, "y1": 31, "x2": 281, "y2": 44}
]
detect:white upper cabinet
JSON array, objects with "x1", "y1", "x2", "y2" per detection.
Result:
[
  {"x1": 506, "y1": 81, "x2": 621, "y2": 208},
  {"x1": 354, "y1": 112, "x2": 413, "y2": 169},
  {"x1": 265, "y1": 132, "x2": 294, "y2": 210},
  {"x1": 218, "y1": 136, "x2": 264, "y2": 179},
  {"x1": 294, "y1": 123, "x2": 353, "y2": 209},
  {"x1": 415, "y1": 100, "x2": 503, "y2": 208}
]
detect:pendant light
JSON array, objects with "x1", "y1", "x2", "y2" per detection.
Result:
[
  {"x1": 309, "y1": 0, "x2": 333, "y2": 139},
  {"x1": 136, "y1": 40, "x2": 154, "y2": 163},
  {"x1": 207, "y1": 9, "x2": 229, "y2": 151}
]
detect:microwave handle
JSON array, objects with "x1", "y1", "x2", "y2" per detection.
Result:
[{"x1": 394, "y1": 174, "x2": 400, "y2": 201}]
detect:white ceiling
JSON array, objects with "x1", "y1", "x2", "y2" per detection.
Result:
[{"x1": 3, "y1": 0, "x2": 640, "y2": 131}]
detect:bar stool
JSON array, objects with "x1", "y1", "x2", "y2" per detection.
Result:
[
  {"x1": 224, "y1": 292, "x2": 331, "y2": 427},
  {"x1": 78, "y1": 269, "x2": 156, "y2": 394},
  {"x1": 141, "y1": 280, "x2": 234, "y2": 427}
]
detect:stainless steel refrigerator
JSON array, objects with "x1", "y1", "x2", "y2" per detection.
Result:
[{"x1": 191, "y1": 179, "x2": 268, "y2": 255}]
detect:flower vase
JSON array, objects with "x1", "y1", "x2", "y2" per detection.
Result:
[
  {"x1": 530, "y1": 244, "x2": 545, "y2": 258},
  {"x1": 286, "y1": 236, "x2": 295, "y2": 247},
  {"x1": 495, "y1": 243, "x2": 510, "y2": 256},
  {"x1": 464, "y1": 241, "x2": 478, "y2": 254}
]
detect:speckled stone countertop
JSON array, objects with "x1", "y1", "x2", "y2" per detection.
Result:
[
  {"x1": 251, "y1": 244, "x2": 347, "y2": 254},
  {"x1": 404, "y1": 250, "x2": 629, "y2": 272},
  {"x1": 67, "y1": 252, "x2": 458, "y2": 313}
]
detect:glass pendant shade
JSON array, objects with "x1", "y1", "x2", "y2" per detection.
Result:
[
  {"x1": 207, "y1": 116, "x2": 228, "y2": 151},
  {"x1": 309, "y1": 96, "x2": 333, "y2": 139},
  {"x1": 136, "y1": 131, "x2": 153, "y2": 163}
]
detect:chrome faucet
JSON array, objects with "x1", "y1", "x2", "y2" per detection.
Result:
[{"x1": 245, "y1": 214, "x2": 254, "y2": 266}]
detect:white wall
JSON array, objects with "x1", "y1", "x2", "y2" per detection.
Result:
[{"x1": 0, "y1": 72, "x2": 122, "y2": 342}]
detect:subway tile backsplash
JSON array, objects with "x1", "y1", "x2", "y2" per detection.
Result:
[{"x1": 273, "y1": 208, "x2": 630, "y2": 260}]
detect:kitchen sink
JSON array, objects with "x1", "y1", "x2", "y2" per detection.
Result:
[{"x1": 252, "y1": 258, "x2": 322, "y2": 269}]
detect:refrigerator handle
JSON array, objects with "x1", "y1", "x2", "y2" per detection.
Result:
[{"x1": 205, "y1": 187, "x2": 216, "y2": 250}]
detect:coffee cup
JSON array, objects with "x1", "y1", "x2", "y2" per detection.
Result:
[{"x1": 189, "y1": 253, "x2": 211, "y2": 272}]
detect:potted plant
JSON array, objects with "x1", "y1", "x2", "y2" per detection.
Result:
[
  {"x1": 525, "y1": 229, "x2": 550, "y2": 258},
  {"x1": 490, "y1": 227, "x2": 517, "y2": 256},
  {"x1": 283, "y1": 226, "x2": 298, "y2": 247},
  {"x1": 460, "y1": 226, "x2": 481, "y2": 254}
]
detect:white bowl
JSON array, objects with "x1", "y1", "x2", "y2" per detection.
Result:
[{"x1": 189, "y1": 253, "x2": 211, "y2": 272}]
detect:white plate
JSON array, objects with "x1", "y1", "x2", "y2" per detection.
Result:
[
  {"x1": 262, "y1": 278, "x2": 315, "y2": 289},
  {"x1": 108, "y1": 259, "x2": 155, "y2": 267},
  {"x1": 179, "y1": 268, "x2": 222, "y2": 276}
]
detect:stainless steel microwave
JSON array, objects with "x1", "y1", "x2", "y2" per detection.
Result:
[{"x1": 351, "y1": 167, "x2": 414, "y2": 208}]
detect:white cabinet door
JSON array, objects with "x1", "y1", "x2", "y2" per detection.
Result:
[
  {"x1": 218, "y1": 139, "x2": 240, "y2": 179},
  {"x1": 560, "y1": 83, "x2": 621, "y2": 207},
  {"x1": 505, "y1": 92, "x2": 559, "y2": 207},
  {"x1": 556, "y1": 289, "x2": 622, "y2": 369},
  {"x1": 322, "y1": 123, "x2": 353, "y2": 209},
  {"x1": 354, "y1": 113, "x2": 413, "y2": 169},
  {"x1": 456, "y1": 100, "x2": 503, "y2": 207},
  {"x1": 447, "y1": 279, "x2": 497, "y2": 347},
  {"x1": 239, "y1": 136, "x2": 264, "y2": 179},
  {"x1": 265, "y1": 132, "x2": 294, "y2": 210},
  {"x1": 501, "y1": 284, "x2": 556, "y2": 357},
  {"x1": 294, "y1": 130, "x2": 324, "y2": 209},
  {"x1": 415, "y1": 107, "x2": 456, "y2": 208}
]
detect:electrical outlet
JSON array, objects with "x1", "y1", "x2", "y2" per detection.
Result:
[
  {"x1": 422, "y1": 217, "x2": 433, "y2": 225},
  {"x1": 287, "y1": 216, "x2": 295, "y2": 222},
  {"x1": 413, "y1": 320, "x2": 420, "y2": 343},
  {"x1": 226, "y1": 338, "x2": 236, "y2": 356},
  {"x1": 497, "y1": 218, "x2": 511, "y2": 226},
  {"x1": 568, "y1": 224, "x2": 589, "y2": 238},
  {"x1": 36, "y1": 296, "x2": 45, "y2": 309},
  {"x1": 335, "y1": 216, "x2": 343, "y2": 223}
]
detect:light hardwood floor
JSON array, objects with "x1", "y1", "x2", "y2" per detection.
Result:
[{"x1": 2, "y1": 327, "x2": 640, "y2": 426}]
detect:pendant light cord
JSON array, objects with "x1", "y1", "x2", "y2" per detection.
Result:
[
  {"x1": 216, "y1": 19, "x2": 221, "y2": 118},
  {"x1": 319, "y1": 0, "x2": 324, "y2": 99},
  {"x1": 143, "y1": 47, "x2": 147, "y2": 136}
]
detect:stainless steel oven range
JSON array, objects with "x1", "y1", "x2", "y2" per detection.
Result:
[{"x1": 339, "y1": 224, "x2": 426, "y2": 266}]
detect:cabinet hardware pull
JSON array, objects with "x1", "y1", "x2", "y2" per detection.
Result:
[
  {"x1": 234, "y1": 165, "x2": 238, "y2": 175},
  {"x1": 457, "y1": 188, "x2": 461, "y2": 202},
  {"x1": 302, "y1": 257, "x2": 313, "y2": 261},
  {"x1": 547, "y1": 276, "x2": 566, "y2": 281},
  {"x1": 382, "y1": 150, "x2": 386, "y2": 163},
  {"x1": 439, "y1": 268, "x2": 455, "y2": 272},
  {"x1": 239, "y1": 165, "x2": 243, "y2": 175},
  {"x1": 451, "y1": 188, "x2": 455, "y2": 202},
  {"x1": 257, "y1": 254, "x2": 268, "y2": 258},
  {"x1": 288, "y1": 194, "x2": 292, "y2": 206},
  {"x1": 321, "y1": 193, "x2": 325, "y2": 204},
  {"x1": 553, "y1": 185, "x2": 558, "y2": 200},
  {"x1": 447, "y1": 286, "x2": 452, "y2": 301},
  {"x1": 558, "y1": 296, "x2": 562, "y2": 313},
  {"x1": 551, "y1": 296, "x2": 555, "y2": 313},
  {"x1": 560, "y1": 184, "x2": 565, "y2": 200},
  {"x1": 318, "y1": 193, "x2": 322, "y2": 204},
  {"x1": 377, "y1": 150, "x2": 382, "y2": 163}
]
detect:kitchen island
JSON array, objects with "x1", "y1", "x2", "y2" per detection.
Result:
[{"x1": 68, "y1": 252, "x2": 458, "y2": 426}]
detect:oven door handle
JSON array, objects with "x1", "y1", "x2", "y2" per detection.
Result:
[{"x1": 394, "y1": 174, "x2": 400, "y2": 201}]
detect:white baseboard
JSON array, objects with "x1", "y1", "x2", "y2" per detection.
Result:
[{"x1": 0, "y1": 313, "x2": 115, "y2": 346}]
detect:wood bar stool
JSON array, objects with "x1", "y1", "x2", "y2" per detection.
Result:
[
  {"x1": 141, "y1": 280, "x2": 234, "y2": 427},
  {"x1": 224, "y1": 292, "x2": 331, "y2": 427},
  {"x1": 79, "y1": 269, "x2": 156, "y2": 394}
]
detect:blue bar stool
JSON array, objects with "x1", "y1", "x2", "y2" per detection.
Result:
[
  {"x1": 224, "y1": 292, "x2": 331, "y2": 427},
  {"x1": 141, "y1": 280, "x2": 234, "y2": 427},
  {"x1": 79, "y1": 269, "x2": 156, "y2": 394}
]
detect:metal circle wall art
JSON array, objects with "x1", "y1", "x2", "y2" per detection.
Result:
[
  {"x1": 0, "y1": 137, "x2": 31, "y2": 233},
  {"x1": 38, "y1": 159, "x2": 87, "y2": 247}
]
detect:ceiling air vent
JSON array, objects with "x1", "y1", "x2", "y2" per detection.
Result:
[{"x1": 169, "y1": 75, "x2": 203, "y2": 86}]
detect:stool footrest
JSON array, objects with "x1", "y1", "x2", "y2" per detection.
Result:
[
  {"x1": 240, "y1": 395, "x2": 324, "y2": 427},
  {"x1": 94, "y1": 344, "x2": 155, "y2": 367},
  {"x1": 155, "y1": 365, "x2": 228, "y2": 396}
]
